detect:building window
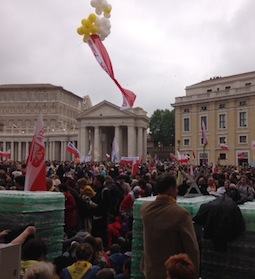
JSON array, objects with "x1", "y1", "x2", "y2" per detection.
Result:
[
  {"x1": 239, "y1": 112, "x2": 247, "y2": 127},
  {"x1": 207, "y1": 89, "x2": 212, "y2": 92},
  {"x1": 219, "y1": 104, "x2": 225, "y2": 109},
  {"x1": 219, "y1": 153, "x2": 226, "y2": 160},
  {"x1": 239, "y1": 101, "x2": 247, "y2": 106},
  {"x1": 184, "y1": 118, "x2": 190, "y2": 132},
  {"x1": 225, "y1": 86, "x2": 231, "y2": 90},
  {"x1": 245, "y1": 82, "x2": 251, "y2": 87},
  {"x1": 184, "y1": 108, "x2": 190, "y2": 113},
  {"x1": 239, "y1": 135, "x2": 247, "y2": 143},
  {"x1": 201, "y1": 106, "x2": 207, "y2": 111},
  {"x1": 219, "y1": 137, "x2": 227, "y2": 144},
  {"x1": 184, "y1": 139, "x2": 190, "y2": 146},
  {"x1": 219, "y1": 114, "x2": 226, "y2": 129},
  {"x1": 199, "y1": 152, "x2": 208, "y2": 165}
]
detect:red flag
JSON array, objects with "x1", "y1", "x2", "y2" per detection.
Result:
[
  {"x1": 192, "y1": 150, "x2": 196, "y2": 159},
  {"x1": 202, "y1": 121, "x2": 208, "y2": 145},
  {"x1": 0, "y1": 150, "x2": 11, "y2": 159},
  {"x1": 219, "y1": 143, "x2": 229, "y2": 150},
  {"x1": 238, "y1": 152, "x2": 244, "y2": 160},
  {"x1": 24, "y1": 113, "x2": 46, "y2": 191},
  {"x1": 66, "y1": 142, "x2": 81, "y2": 158},
  {"x1": 87, "y1": 35, "x2": 136, "y2": 110}
]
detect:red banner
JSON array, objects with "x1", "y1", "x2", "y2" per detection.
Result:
[
  {"x1": 87, "y1": 35, "x2": 136, "y2": 110},
  {"x1": 25, "y1": 113, "x2": 46, "y2": 191}
]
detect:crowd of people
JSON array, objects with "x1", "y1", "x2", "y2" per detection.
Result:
[{"x1": 0, "y1": 159, "x2": 255, "y2": 278}]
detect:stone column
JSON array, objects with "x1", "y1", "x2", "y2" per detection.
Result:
[
  {"x1": 11, "y1": 142, "x2": 14, "y2": 160},
  {"x1": 128, "y1": 125, "x2": 136, "y2": 157},
  {"x1": 80, "y1": 127, "x2": 88, "y2": 157},
  {"x1": 114, "y1": 125, "x2": 120, "y2": 158},
  {"x1": 18, "y1": 141, "x2": 22, "y2": 161},
  {"x1": 25, "y1": 141, "x2": 29, "y2": 160},
  {"x1": 143, "y1": 128, "x2": 147, "y2": 162},
  {"x1": 137, "y1": 127, "x2": 143, "y2": 158},
  {"x1": 94, "y1": 126, "x2": 100, "y2": 161},
  {"x1": 63, "y1": 141, "x2": 67, "y2": 161}
]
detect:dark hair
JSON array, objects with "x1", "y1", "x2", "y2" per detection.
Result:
[
  {"x1": 76, "y1": 243, "x2": 94, "y2": 261},
  {"x1": 157, "y1": 174, "x2": 176, "y2": 194},
  {"x1": 22, "y1": 238, "x2": 47, "y2": 260},
  {"x1": 95, "y1": 175, "x2": 105, "y2": 185},
  {"x1": 95, "y1": 268, "x2": 115, "y2": 279}
]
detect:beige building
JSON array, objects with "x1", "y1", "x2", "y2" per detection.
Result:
[
  {"x1": 172, "y1": 71, "x2": 255, "y2": 166},
  {"x1": 0, "y1": 84, "x2": 149, "y2": 162}
]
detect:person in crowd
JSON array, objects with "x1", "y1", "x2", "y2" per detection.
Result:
[
  {"x1": 236, "y1": 175, "x2": 254, "y2": 201},
  {"x1": 15, "y1": 174, "x2": 26, "y2": 190},
  {"x1": 114, "y1": 257, "x2": 131, "y2": 279},
  {"x1": 164, "y1": 253, "x2": 196, "y2": 279},
  {"x1": 217, "y1": 179, "x2": 231, "y2": 195},
  {"x1": 0, "y1": 225, "x2": 36, "y2": 245},
  {"x1": 59, "y1": 183, "x2": 78, "y2": 237},
  {"x1": 95, "y1": 268, "x2": 115, "y2": 279},
  {"x1": 206, "y1": 176, "x2": 217, "y2": 194},
  {"x1": 60, "y1": 243, "x2": 100, "y2": 279},
  {"x1": 46, "y1": 177, "x2": 59, "y2": 192},
  {"x1": 20, "y1": 238, "x2": 48, "y2": 278},
  {"x1": 140, "y1": 173, "x2": 200, "y2": 279},
  {"x1": 107, "y1": 244, "x2": 130, "y2": 275},
  {"x1": 91, "y1": 175, "x2": 111, "y2": 249},
  {"x1": 24, "y1": 261, "x2": 56, "y2": 279},
  {"x1": 115, "y1": 176, "x2": 130, "y2": 197}
]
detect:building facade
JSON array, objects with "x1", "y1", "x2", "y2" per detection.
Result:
[
  {"x1": 172, "y1": 71, "x2": 255, "y2": 166},
  {"x1": 77, "y1": 101, "x2": 149, "y2": 161},
  {"x1": 0, "y1": 84, "x2": 149, "y2": 162}
]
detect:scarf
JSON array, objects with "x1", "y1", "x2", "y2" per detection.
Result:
[{"x1": 67, "y1": 260, "x2": 92, "y2": 279}]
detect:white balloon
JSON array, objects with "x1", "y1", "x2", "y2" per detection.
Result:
[
  {"x1": 95, "y1": 7, "x2": 103, "y2": 15},
  {"x1": 104, "y1": 12, "x2": 111, "y2": 18},
  {"x1": 90, "y1": 0, "x2": 97, "y2": 8}
]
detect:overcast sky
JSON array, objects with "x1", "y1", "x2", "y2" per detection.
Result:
[{"x1": 1, "y1": 0, "x2": 255, "y2": 116}]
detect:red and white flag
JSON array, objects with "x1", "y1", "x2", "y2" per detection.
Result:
[
  {"x1": 201, "y1": 121, "x2": 208, "y2": 145},
  {"x1": 219, "y1": 143, "x2": 229, "y2": 150},
  {"x1": 24, "y1": 113, "x2": 46, "y2": 191},
  {"x1": 238, "y1": 152, "x2": 244, "y2": 160},
  {"x1": 66, "y1": 142, "x2": 81, "y2": 158},
  {"x1": 87, "y1": 35, "x2": 136, "y2": 110},
  {"x1": 0, "y1": 150, "x2": 11, "y2": 159}
]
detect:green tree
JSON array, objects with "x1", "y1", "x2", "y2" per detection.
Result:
[{"x1": 149, "y1": 109, "x2": 175, "y2": 148}]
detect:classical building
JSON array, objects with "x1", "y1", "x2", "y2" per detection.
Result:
[
  {"x1": 172, "y1": 71, "x2": 255, "y2": 166},
  {"x1": 0, "y1": 84, "x2": 149, "y2": 162},
  {"x1": 77, "y1": 101, "x2": 149, "y2": 161}
]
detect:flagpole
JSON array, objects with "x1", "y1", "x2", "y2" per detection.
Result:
[{"x1": 203, "y1": 144, "x2": 206, "y2": 166}]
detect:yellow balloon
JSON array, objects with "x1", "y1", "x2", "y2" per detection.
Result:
[
  {"x1": 90, "y1": 25, "x2": 98, "y2": 34},
  {"x1": 77, "y1": 26, "x2": 84, "y2": 35},
  {"x1": 81, "y1": 18, "x2": 87, "y2": 26},
  {"x1": 88, "y1": 13, "x2": 97, "y2": 23},
  {"x1": 85, "y1": 20, "x2": 92, "y2": 29},
  {"x1": 104, "y1": 5, "x2": 112, "y2": 14},
  {"x1": 83, "y1": 34, "x2": 90, "y2": 43}
]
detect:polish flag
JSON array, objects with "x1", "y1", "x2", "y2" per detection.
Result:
[
  {"x1": 66, "y1": 142, "x2": 81, "y2": 158},
  {"x1": 24, "y1": 113, "x2": 46, "y2": 191},
  {"x1": 219, "y1": 143, "x2": 229, "y2": 150},
  {"x1": 202, "y1": 121, "x2": 208, "y2": 145},
  {"x1": 87, "y1": 35, "x2": 136, "y2": 110}
]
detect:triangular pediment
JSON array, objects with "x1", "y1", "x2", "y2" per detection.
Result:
[{"x1": 76, "y1": 100, "x2": 136, "y2": 119}]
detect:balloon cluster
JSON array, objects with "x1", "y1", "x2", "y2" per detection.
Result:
[{"x1": 77, "y1": 0, "x2": 112, "y2": 42}]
